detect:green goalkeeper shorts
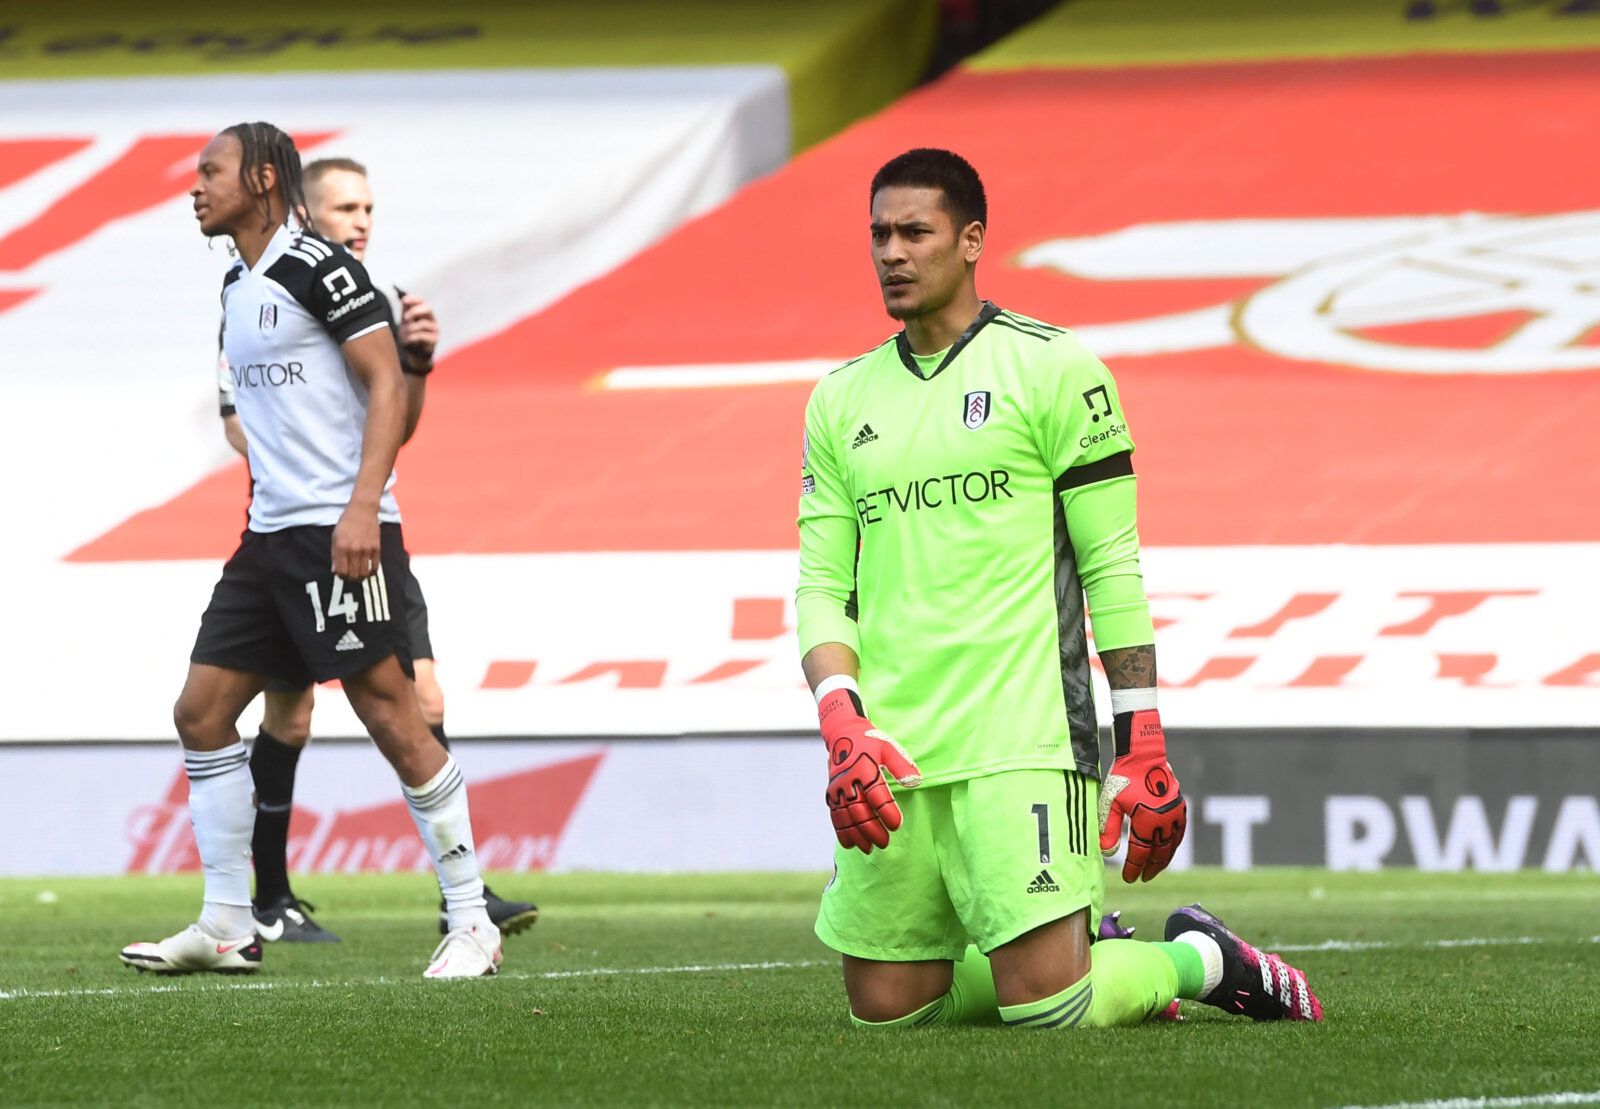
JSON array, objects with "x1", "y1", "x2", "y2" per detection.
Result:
[{"x1": 815, "y1": 768, "x2": 1103, "y2": 961}]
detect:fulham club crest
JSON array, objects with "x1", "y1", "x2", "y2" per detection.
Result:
[
  {"x1": 963, "y1": 390, "x2": 991, "y2": 430},
  {"x1": 259, "y1": 304, "x2": 277, "y2": 332}
]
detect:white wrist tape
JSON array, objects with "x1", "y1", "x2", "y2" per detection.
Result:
[
  {"x1": 814, "y1": 674, "x2": 859, "y2": 705},
  {"x1": 1109, "y1": 687, "x2": 1158, "y2": 715}
]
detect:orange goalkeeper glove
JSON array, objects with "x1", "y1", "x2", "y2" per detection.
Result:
[
  {"x1": 1099, "y1": 708, "x2": 1187, "y2": 883},
  {"x1": 818, "y1": 685, "x2": 922, "y2": 853}
]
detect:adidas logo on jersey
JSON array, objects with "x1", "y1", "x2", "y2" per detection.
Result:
[
  {"x1": 1026, "y1": 869, "x2": 1061, "y2": 895},
  {"x1": 335, "y1": 629, "x2": 365, "y2": 651},
  {"x1": 851, "y1": 423, "x2": 878, "y2": 449}
]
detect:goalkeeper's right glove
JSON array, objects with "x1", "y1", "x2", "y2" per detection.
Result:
[{"x1": 818, "y1": 684, "x2": 922, "y2": 853}]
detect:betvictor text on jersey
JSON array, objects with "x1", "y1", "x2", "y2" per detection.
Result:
[
  {"x1": 232, "y1": 361, "x2": 307, "y2": 388},
  {"x1": 855, "y1": 468, "x2": 1014, "y2": 526}
]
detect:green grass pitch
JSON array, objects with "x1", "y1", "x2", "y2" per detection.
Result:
[{"x1": 2, "y1": 870, "x2": 1597, "y2": 1107}]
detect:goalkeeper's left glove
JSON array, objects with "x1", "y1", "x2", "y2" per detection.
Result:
[{"x1": 1098, "y1": 708, "x2": 1187, "y2": 883}]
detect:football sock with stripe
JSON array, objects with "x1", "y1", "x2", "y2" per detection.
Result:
[
  {"x1": 998, "y1": 974, "x2": 1098, "y2": 1030},
  {"x1": 423, "y1": 726, "x2": 464, "y2": 904},
  {"x1": 996, "y1": 939, "x2": 1205, "y2": 1029},
  {"x1": 185, "y1": 742, "x2": 256, "y2": 939},
  {"x1": 248, "y1": 729, "x2": 301, "y2": 906},
  {"x1": 850, "y1": 996, "x2": 949, "y2": 1030},
  {"x1": 402, "y1": 755, "x2": 490, "y2": 932},
  {"x1": 849, "y1": 946, "x2": 1001, "y2": 1029}
]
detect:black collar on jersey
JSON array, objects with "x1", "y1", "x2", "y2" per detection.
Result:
[{"x1": 895, "y1": 300, "x2": 1002, "y2": 381}]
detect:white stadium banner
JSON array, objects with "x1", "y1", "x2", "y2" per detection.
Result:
[{"x1": 1, "y1": 544, "x2": 1597, "y2": 742}]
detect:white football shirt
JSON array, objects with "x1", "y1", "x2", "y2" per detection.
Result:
[{"x1": 218, "y1": 224, "x2": 400, "y2": 531}]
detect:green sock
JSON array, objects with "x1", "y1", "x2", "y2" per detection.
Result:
[
  {"x1": 947, "y1": 945, "x2": 1001, "y2": 1024},
  {"x1": 850, "y1": 996, "x2": 950, "y2": 1030},
  {"x1": 849, "y1": 946, "x2": 1002, "y2": 1029},
  {"x1": 998, "y1": 974, "x2": 1095, "y2": 1029},
  {"x1": 1083, "y1": 939, "x2": 1182, "y2": 1023},
  {"x1": 996, "y1": 939, "x2": 1189, "y2": 1029},
  {"x1": 1155, "y1": 938, "x2": 1210, "y2": 999}
]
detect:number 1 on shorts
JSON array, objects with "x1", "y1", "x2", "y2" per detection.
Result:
[
  {"x1": 304, "y1": 580, "x2": 326, "y2": 632},
  {"x1": 1031, "y1": 802, "x2": 1051, "y2": 864}
]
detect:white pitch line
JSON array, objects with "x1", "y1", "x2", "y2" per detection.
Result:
[
  {"x1": 1368, "y1": 890, "x2": 1600, "y2": 905},
  {"x1": 0, "y1": 958, "x2": 827, "y2": 1003},
  {"x1": 1275, "y1": 935, "x2": 1600, "y2": 954},
  {"x1": 1333, "y1": 1090, "x2": 1600, "y2": 1109}
]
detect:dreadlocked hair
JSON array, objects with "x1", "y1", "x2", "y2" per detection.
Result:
[{"x1": 222, "y1": 121, "x2": 314, "y2": 236}]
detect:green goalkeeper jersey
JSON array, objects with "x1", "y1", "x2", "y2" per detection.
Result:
[{"x1": 797, "y1": 302, "x2": 1143, "y2": 787}]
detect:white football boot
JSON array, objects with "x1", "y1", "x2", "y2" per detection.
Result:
[
  {"x1": 120, "y1": 923, "x2": 263, "y2": 975},
  {"x1": 424, "y1": 924, "x2": 502, "y2": 979}
]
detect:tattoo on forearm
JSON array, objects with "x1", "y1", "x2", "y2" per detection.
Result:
[{"x1": 1101, "y1": 644, "x2": 1157, "y2": 690}]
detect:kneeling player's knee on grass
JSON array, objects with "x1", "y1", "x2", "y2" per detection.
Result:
[
  {"x1": 844, "y1": 966, "x2": 955, "y2": 1026},
  {"x1": 850, "y1": 998, "x2": 927, "y2": 1025}
]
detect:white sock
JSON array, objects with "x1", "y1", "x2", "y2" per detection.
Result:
[
  {"x1": 184, "y1": 743, "x2": 256, "y2": 940},
  {"x1": 1175, "y1": 931, "x2": 1226, "y2": 996},
  {"x1": 402, "y1": 756, "x2": 490, "y2": 932}
]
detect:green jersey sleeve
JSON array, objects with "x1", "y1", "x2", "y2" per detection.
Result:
[
  {"x1": 1061, "y1": 476, "x2": 1154, "y2": 652},
  {"x1": 796, "y1": 386, "x2": 861, "y2": 658},
  {"x1": 1030, "y1": 332, "x2": 1136, "y2": 480},
  {"x1": 1031, "y1": 333, "x2": 1152, "y2": 653}
]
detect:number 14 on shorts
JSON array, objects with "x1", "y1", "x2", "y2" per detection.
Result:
[{"x1": 303, "y1": 571, "x2": 390, "y2": 632}]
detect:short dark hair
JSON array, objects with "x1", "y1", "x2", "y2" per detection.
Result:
[
  {"x1": 222, "y1": 121, "x2": 309, "y2": 235},
  {"x1": 870, "y1": 148, "x2": 987, "y2": 229},
  {"x1": 304, "y1": 157, "x2": 369, "y2": 189}
]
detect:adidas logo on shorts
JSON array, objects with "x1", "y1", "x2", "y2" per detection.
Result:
[
  {"x1": 1026, "y1": 869, "x2": 1061, "y2": 895},
  {"x1": 335, "y1": 629, "x2": 365, "y2": 651}
]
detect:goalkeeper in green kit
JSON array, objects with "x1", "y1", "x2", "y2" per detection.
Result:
[{"x1": 796, "y1": 148, "x2": 1324, "y2": 1030}]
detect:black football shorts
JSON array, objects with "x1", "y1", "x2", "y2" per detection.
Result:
[
  {"x1": 260, "y1": 549, "x2": 434, "y2": 693},
  {"x1": 403, "y1": 558, "x2": 433, "y2": 662},
  {"x1": 192, "y1": 523, "x2": 414, "y2": 687}
]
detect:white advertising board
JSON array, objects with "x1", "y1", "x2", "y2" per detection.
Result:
[{"x1": 1, "y1": 544, "x2": 1595, "y2": 741}]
